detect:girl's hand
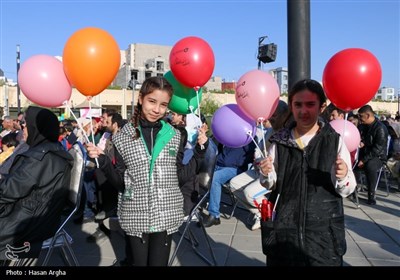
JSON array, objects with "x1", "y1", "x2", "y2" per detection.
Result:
[
  {"x1": 197, "y1": 124, "x2": 208, "y2": 146},
  {"x1": 259, "y1": 156, "x2": 273, "y2": 176},
  {"x1": 335, "y1": 155, "x2": 348, "y2": 179}
]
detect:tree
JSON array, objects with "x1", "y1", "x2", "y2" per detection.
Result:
[{"x1": 200, "y1": 93, "x2": 221, "y2": 116}]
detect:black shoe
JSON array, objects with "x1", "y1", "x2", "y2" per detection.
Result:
[
  {"x1": 202, "y1": 215, "x2": 221, "y2": 228},
  {"x1": 367, "y1": 198, "x2": 376, "y2": 205},
  {"x1": 110, "y1": 258, "x2": 133, "y2": 266},
  {"x1": 73, "y1": 215, "x2": 83, "y2": 225},
  {"x1": 119, "y1": 258, "x2": 133, "y2": 266}
]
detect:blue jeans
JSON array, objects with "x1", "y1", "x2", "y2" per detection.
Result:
[{"x1": 208, "y1": 166, "x2": 239, "y2": 218}]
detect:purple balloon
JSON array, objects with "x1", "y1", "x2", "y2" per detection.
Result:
[{"x1": 211, "y1": 104, "x2": 257, "y2": 148}]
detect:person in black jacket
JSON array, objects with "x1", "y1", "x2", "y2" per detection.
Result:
[
  {"x1": 355, "y1": 105, "x2": 389, "y2": 205},
  {"x1": 259, "y1": 79, "x2": 356, "y2": 266},
  {"x1": 170, "y1": 111, "x2": 206, "y2": 217},
  {"x1": 0, "y1": 106, "x2": 73, "y2": 264}
]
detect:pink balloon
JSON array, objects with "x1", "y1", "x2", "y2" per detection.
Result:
[
  {"x1": 18, "y1": 55, "x2": 72, "y2": 107},
  {"x1": 330, "y1": 119, "x2": 361, "y2": 152},
  {"x1": 235, "y1": 69, "x2": 280, "y2": 121}
]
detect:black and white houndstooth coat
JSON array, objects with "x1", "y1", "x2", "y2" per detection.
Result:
[{"x1": 112, "y1": 120, "x2": 205, "y2": 238}]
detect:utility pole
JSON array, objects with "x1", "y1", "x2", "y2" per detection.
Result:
[
  {"x1": 257, "y1": 36, "x2": 267, "y2": 70},
  {"x1": 16, "y1": 44, "x2": 21, "y2": 113},
  {"x1": 287, "y1": 0, "x2": 310, "y2": 90}
]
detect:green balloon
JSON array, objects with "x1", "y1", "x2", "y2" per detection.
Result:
[{"x1": 164, "y1": 71, "x2": 202, "y2": 114}]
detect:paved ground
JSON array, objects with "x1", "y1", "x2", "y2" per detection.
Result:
[{"x1": 33, "y1": 182, "x2": 400, "y2": 268}]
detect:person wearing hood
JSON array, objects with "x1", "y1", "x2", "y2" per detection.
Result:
[{"x1": 0, "y1": 106, "x2": 73, "y2": 263}]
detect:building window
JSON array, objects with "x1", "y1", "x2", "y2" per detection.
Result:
[{"x1": 156, "y1": 61, "x2": 164, "y2": 71}]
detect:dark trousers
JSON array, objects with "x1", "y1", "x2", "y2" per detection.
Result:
[
  {"x1": 127, "y1": 231, "x2": 172, "y2": 266},
  {"x1": 354, "y1": 157, "x2": 383, "y2": 194}
]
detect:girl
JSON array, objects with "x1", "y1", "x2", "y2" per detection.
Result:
[
  {"x1": 259, "y1": 79, "x2": 356, "y2": 266},
  {"x1": 87, "y1": 76, "x2": 208, "y2": 266}
]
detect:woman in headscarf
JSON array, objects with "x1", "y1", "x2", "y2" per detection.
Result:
[{"x1": 0, "y1": 106, "x2": 73, "y2": 263}]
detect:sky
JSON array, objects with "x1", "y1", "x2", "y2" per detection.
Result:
[{"x1": 0, "y1": 0, "x2": 399, "y2": 93}]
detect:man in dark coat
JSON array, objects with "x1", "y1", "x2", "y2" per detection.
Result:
[{"x1": 355, "y1": 105, "x2": 389, "y2": 205}]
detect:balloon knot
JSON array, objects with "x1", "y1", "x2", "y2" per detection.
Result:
[{"x1": 194, "y1": 86, "x2": 200, "y2": 92}]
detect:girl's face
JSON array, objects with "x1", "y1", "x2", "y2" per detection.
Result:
[
  {"x1": 139, "y1": 89, "x2": 171, "y2": 122},
  {"x1": 291, "y1": 90, "x2": 323, "y2": 130}
]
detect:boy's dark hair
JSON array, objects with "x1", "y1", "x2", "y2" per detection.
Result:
[
  {"x1": 358, "y1": 104, "x2": 375, "y2": 115},
  {"x1": 109, "y1": 112, "x2": 124, "y2": 128},
  {"x1": 1, "y1": 132, "x2": 19, "y2": 147}
]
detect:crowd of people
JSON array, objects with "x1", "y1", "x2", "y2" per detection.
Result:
[{"x1": 0, "y1": 75, "x2": 397, "y2": 267}]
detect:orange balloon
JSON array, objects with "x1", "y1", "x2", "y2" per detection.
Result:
[{"x1": 63, "y1": 27, "x2": 121, "y2": 96}]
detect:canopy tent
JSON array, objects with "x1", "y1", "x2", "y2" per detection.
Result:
[{"x1": 73, "y1": 100, "x2": 102, "y2": 109}]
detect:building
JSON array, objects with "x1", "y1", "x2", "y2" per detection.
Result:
[
  {"x1": 221, "y1": 81, "x2": 237, "y2": 92},
  {"x1": 270, "y1": 67, "x2": 289, "y2": 94},
  {"x1": 113, "y1": 43, "x2": 172, "y2": 88},
  {"x1": 113, "y1": 43, "x2": 222, "y2": 92},
  {"x1": 375, "y1": 87, "x2": 396, "y2": 101},
  {"x1": 206, "y1": 76, "x2": 223, "y2": 91}
]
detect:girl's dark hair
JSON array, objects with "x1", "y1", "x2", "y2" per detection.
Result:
[
  {"x1": 288, "y1": 79, "x2": 327, "y2": 107},
  {"x1": 283, "y1": 79, "x2": 327, "y2": 126},
  {"x1": 131, "y1": 76, "x2": 173, "y2": 139}
]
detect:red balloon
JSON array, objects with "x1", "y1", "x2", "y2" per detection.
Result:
[
  {"x1": 322, "y1": 48, "x2": 382, "y2": 112},
  {"x1": 169, "y1": 36, "x2": 215, "y2": 88}
]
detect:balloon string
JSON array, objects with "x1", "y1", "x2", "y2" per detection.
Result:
[
  {"x1": 246, "y1": 130, "x2": 264, "y2": 159},
  {"x1": 189, "y1": 104, "x2": 205, "y2": 150},
  {"x1": 195, "y1": 88, "x2": 201, "y2": 121},
  {"x1": 64, "y1": 101, "x2": 99, "y2": 168},
  {"x1": 334, "y1": 112, "x2": 349, "y2": 190},
  {"x1": 189, "y1": 105, "x2": 194, "y2": 115},
  {"x1": 88, "y1": 101, "x2": 99, "y2": 168},
  {"x1": 341, "y1": 112, "x2": 348, "y2": 157},
  {"x1": 258, "y1": 117, "x2": 267, "y2": 157}
]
